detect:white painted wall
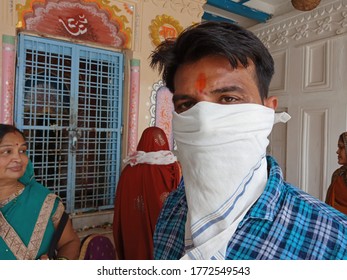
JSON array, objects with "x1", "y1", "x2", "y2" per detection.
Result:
[{"x1": 251, "y1": 0, "x2": 347, "y2": 201}]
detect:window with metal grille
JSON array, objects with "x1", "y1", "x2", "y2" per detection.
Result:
[{"x1": 14, "y1": 34, "x2": 124, "y2": 213}]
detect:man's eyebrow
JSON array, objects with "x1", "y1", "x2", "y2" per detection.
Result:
[
  {"x1": 172, "y1": 86, "x2": 245, "y2": 103},
  {"x1": 172, "y1": 94, "x2": 192, "y2": 103},
  {"x1": 210, "y1": 85, "x2": 243, "y2": 94}
]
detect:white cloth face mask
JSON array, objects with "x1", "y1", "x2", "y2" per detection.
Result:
[{"x1": 172, "y1": 101, "x2": 286, "y2": 260}]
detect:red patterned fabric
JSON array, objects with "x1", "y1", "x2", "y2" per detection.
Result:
[{"x1": 113, "y1": 127, "x2": 181, "y2": 259}]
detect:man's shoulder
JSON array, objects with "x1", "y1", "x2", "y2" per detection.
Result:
[
  {"x1": 154, "y1": 179, "x2": 187, "y2": 260},
  {"x1": 158, "y1": 178, "x2": 187, "y2": 218},
  {"x1": 266, "y1": 178, "x2": 347, "y2": 248},
  {"x1": 265, "y1": 156, "x2": 347, "y2": 228},
  {"x1": 288, "y1": 182, "x2": 347, "y2": 224},
  {"x1": 236, "y1": 171, "x2": 347, "y2": 259}
]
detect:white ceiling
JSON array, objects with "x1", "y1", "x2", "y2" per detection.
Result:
[
  {"x1": 244, "y1": 0, "x2": 295, "y2": 16},
  {"x1": 203, "y1": 0, "x2": 297, "y2": 29}
]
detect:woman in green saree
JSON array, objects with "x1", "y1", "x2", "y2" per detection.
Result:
[{"x1": 0, "y1": 124, "x2": 80, "y2": 259}]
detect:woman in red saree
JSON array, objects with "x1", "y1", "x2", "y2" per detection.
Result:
[
  {"x1": 113, "y1": 127, "x2": 181, "y2": 259},
  {"x1": 326, "y1": 132, "x2": 347, "y2": 215}
]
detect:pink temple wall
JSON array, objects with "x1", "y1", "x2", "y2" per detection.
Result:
[
  {"x1": 127, "y1": 59, "x2": 140, "y2": 155},
  {"x1": 1, "y1": 35, "x2": 16, "y2": 124}
]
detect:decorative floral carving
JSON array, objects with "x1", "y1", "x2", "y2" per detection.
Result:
[
  {"x1": 16, "y1": 0, "x2": 133, "y2": 49},
  {"x1": 144, "y1": 0, "x2": 205, "y2": 17},
  {"x1": 123, "y1": 3, "x2": 134, "y2": 15},
  {"x1": 314, "y1": 16, "x2": 332, "y2": 33},
  {"x1": 260, "y1": 35, "x2": 272, "y2": 48},
  {"x1": 149, "y1": 80, "x2": 176, "y2": 150},
  {"x1": 273, "y1": 30, "x2": 289, "y2": 46},
  {"x1": 292, "y1": 24, "x2": 309, "y2": 40},
  {"x1": 336, "y1": 10, "x2": 347, "y2": 34},
  {"x1": 149, "y1": 14, "x2": 183, "y2": 46},
  {"x1": 253, "y1": 0, "x2": 347, "y2": 49},
  {"x1": 149, "y1": 80, "x2": 165, "y2": 127}
]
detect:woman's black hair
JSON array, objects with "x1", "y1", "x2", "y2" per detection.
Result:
[{"x1": 0, "y1": 124, "x2": 26, "y2": 143}]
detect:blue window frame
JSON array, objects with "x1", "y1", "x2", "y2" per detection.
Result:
[{"x1": 15, "y1": 34, "x2": 124, "y2": 213}]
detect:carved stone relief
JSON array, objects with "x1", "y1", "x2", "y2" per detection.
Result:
[
  {"x1": 144, "y1": 0, "x2": 205, "y2": 17},
  {"x1": 253, "y1": 0, "x2": 347, "y2": 50}
]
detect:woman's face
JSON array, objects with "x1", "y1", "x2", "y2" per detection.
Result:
[
  {"x1": 337, "y1": 140, "x2": 347, "y2": 166},
  {"x1": 0, "y1": 132, "x2": 28, "y2": 180}
]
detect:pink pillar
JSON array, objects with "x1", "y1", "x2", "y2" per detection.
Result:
[
  {"x1": 1, "y1": 35, "x2": 16, "y2": 124},
  {"x1": 127, "y1": 59, "x2": 140, "y2": 155}
]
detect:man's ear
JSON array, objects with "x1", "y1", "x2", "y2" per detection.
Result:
[{"x1": 264, "y1": 96, "x2": 278, "y2": 110}]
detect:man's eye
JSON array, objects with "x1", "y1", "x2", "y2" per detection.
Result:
[
  {"x1": 175, "y1": 101, "x2": 196, "y2": 113},
  {"x1": 221, "y1": 96, "x2": 238, "y2": 103}
]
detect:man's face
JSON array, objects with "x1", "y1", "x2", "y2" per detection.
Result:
[{"x1": 173, "y1": 55, "x2": 277, "y2": 114}]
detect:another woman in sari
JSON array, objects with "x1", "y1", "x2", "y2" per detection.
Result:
[
  {"x1": 113, "y1": 127, "x2": 181, "y2": 259},
  {"x1": 0, "y1": 124, "x2": 80, "y2": 259},
  {"x1": 326, "y1": 132, "x2": 347, "y2": 215}
]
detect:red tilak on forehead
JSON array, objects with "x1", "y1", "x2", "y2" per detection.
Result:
[{"x1": 195, "y1": 73, "x2": 206, "y2": 93}]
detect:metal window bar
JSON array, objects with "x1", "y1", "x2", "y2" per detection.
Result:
[{"x1": 15, "y1": 34, "x2": 124, "y2": 213}]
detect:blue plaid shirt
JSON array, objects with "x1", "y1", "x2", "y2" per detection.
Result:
[{"x1": 154, "y1": 156, "x2": 347, "y2": 260}]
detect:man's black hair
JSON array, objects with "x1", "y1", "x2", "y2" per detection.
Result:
[{"x1": 150, "y1": 21, "x2": 274, "y2": 101}]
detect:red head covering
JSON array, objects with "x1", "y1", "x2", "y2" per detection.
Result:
[
  {"x1": 136, "y1": 126, "x2": 170, "y2": 152},
  {"x1": 113, "y1": 126, "x2": 181, "y2": 260}
]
